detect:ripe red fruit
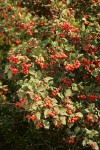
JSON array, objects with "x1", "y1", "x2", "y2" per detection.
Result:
[
  {"x1": 84, "y1": 21, "x2": 90, "y2": 25},
  {"x1": 68, "y1": 139, "x2": 75, "y2": 143},
  {"x1": 86, "y1": 115, "x2": 93, "y2": 121},
  {"x1": 91, "y1": 143, "x2": 95, "y2": 149}
]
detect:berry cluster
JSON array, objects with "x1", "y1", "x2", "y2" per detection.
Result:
[
  {"x1": 8, "y1": 55, "x2": 20, "y2": 64},
  {"x1": 22, "y1": 62, "x2": 31, "y2": 74},
  {"x1": 35, "y1": 59, "x2": 47, "y2": 69},
  {"x1": 10, "y1": 67, "x2": 19, "y2": 75},
  {"x1": 65, "y1": 61, "x2": 81, "y2": 71}
]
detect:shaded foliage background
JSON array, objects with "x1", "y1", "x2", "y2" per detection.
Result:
[{"x1": 0, "y1": 0, "x2": 100, "y2": 150}]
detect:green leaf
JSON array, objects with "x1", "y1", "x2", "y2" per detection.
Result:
[
  {"x1": 92, "y1": 69, "x2": 99, "y2": 77},
  {"x1": 74, "y1": 127, "x2": 81, "y2": 134},
  {"x1": 34, "y1": 29, "x2": 38, "y2": 33},
  {"x1": 36, "y1": 101, "x2": 43, "y2": 107},
  {"x1": 82, "y1": 138, "x2": 88, "y2": 146},
  {"x1": 40, "y1": 90, "x2": 48, "y2": 97},
  {"x1": 89, "y1": 103, "x2": 95, "y2": 109},
  {"x1": 72, "y1": 83, "x2": 78, "y2": 91},
  {"x1": 84, "y1": 108, "x2": 89, "y2": 113},
  {"x1": 76, "y1": 112, "x2": 83, "y2": 118},
  {"x1": 0, "y1": 81, "x2": 2, "y2": 86},
  {"x1": 43, "y1": 120, "x2": 50, "y2": 129},
  {"x1": 31, "y1": 104, "x2": 37, "y2": 110},
  {"x1": 85, "y1": 128, "x2": 91, "y2": 134},
  {"x1": 51, "y1": 98, "x2": 57, "y2": 104},
  {"x1": 44, "y1": 77, "x2": 53, "y2": 83},
  {"x1": 57, "y1": 93, "x2": 64, "y2": 99},
  {"x1": 64, "y1": 89, "x2": 72, "y2": 97},
  {"x1": 8, "y1": 70, "x2": 12, "y2": 79},
  {"x1": 59, "y1": 108, "x2": 67, "y2": 116},
  {"x1": 94, "y1": 143, "x2": 99, "y2": 150},
  {"x1": 57, "y1": 1, "x2": 62, "y2": 7},
  {"x1": 36, "y1": 112, "x2": 41, "y2": 120},
  {"x1": 66, "y1": 0, "x2": 72, "y2": 4},
  {"x1": 38, "y1": 86, "x2": 45, "y2": 92},
  {"x1": 44, "y1": 109, "x2": 49, "y2": 118},
  {"x1": 62, "y1": 9, "x2": 67, "y2": 15},
  {"x1": 82, "y1": 24, "x2": 85, "y2": 31},
  {"x1": 33, "y1": 47, "x2": 41, "y2": 56},
  {"x1": 60, "y1": 116, "x2": 66, "y2": 125},
  {"x1": 27, "y1": 85, "x2": 33, "y2": 91},
  {"x1": 5, "y1": 64, "x2": 10, "y2": 73},
  {"x1": 37, "y1": 70, "x2": 42, "y2": 79}
]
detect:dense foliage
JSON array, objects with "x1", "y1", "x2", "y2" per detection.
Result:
[{"x1": 0, "y1": 0, "x2": 100, "y2": 149}]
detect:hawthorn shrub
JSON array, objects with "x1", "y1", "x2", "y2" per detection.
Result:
[{"x1": 0, "y1": 0, "x2": 100, "y2": 149}]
